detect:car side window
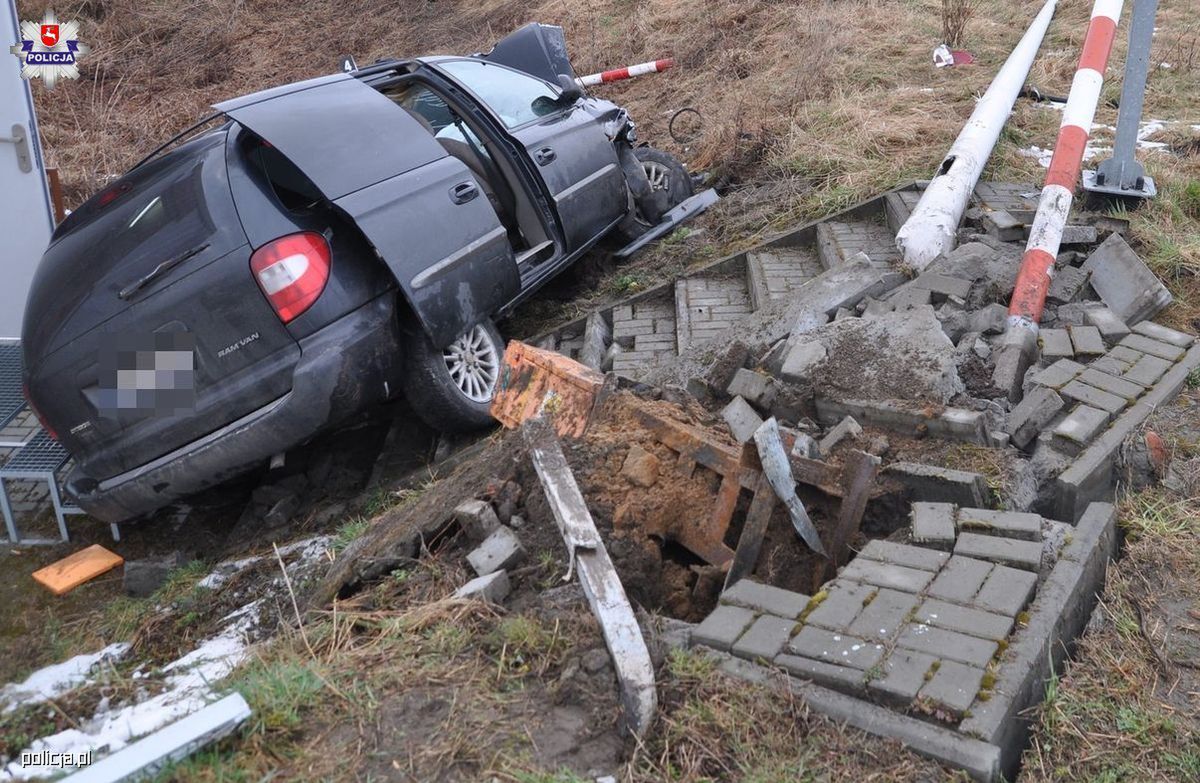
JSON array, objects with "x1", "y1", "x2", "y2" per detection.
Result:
[{"x1": 436, "y1": 60, "x2": 560, "y2": 129}]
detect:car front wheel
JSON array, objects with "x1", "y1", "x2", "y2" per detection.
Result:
[
  {"x1": 403, "y1": 319, "x2": 504, "y2": 432},
  {"x1": 616, "y1": 146, "x2": 694, "y2": 243}
]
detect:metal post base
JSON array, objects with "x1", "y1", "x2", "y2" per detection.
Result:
[{"x1": 1081, "y1": 169, "x2": 1157, "y2": 200}]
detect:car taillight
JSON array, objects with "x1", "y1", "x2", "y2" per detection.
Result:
[
  {"x1": 250, "y1": 232, "x2": 331, "y2": 324},
  {"x1": 22, "y1": 382, "x2": 57, "y2": 440}
]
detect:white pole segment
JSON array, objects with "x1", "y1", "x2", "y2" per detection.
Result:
[{"x1": 895, "y1": 0, "x2": 1058, "y2": 270}]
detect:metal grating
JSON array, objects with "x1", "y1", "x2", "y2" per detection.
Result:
[
  {"x1": 0, "y1": 343, "x2": 23, "y2": 430},
  {"x1": 1, "y1": 429, "x2": 69, "y2": 474}
]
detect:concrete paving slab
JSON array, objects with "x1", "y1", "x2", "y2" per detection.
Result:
[
  {"x1": 918, "y1": 659, "x2": 985, "y2": 718},
  {"x1": 839, "y1": 557, "x2": 936, "y2": 593},
  {"x1": 1077, "y1": 367, "x2": 1145, "y2": 401},
  {"x1": 1059, "y1": 380, "x2": 1127, "y2": 415},
  {"x1": 722, "y1": 579, "x2": 809, "y2": 619},
  {"x1": 1083, "y1": 306, "x2": 1129, "y2": 341},
  {"x1": 1039, "y1": 329, "x2": 1074, "y2": 361},
  {"x1": 957, "y1": 509, "x2": 1042, "y2": 541},
  {"x1": 1067, "y1": 325, "x2": 1105, "y2": 356},
  {"x1": 912, "y1": 502, "x2": 957, "y2": 549},
  {"x1": 692, "y1": 604, "x2": 757, "y2": 652},
  {"x1": 916, "y1": 599, "x2": 1013, "y2": 640},
  {"x1": 867, "y1": 648, "x2": 938, "y2": 705},
  {"x1": 787, "y1": 625, "x2": 885, "y2": 670},
  {"x1": 804, "y1": 580, "x2": 877, "y2": 631},
  {"x1": 974, "y1": 565, "x2": 1037, "y2": 616},
  {"x1": 1131, "y1": 320, "x2": 1193, "y2": 347},
  {"x1": 1118, "y1": 333, "x2": 1186, "y2": 361},
  {"x1": 954, "y1": 532, "x2": 1042, "y2": 571},
  {"x1": 1081, "y1": 233, "x2": 1173, "y2": 325},
  {"x1": 927, "y1": 556, "x2": 994, "y2": 605},
  {"x1": 896, "y1": 623, "x2": 998, "y2": 668},
  {"x1": 848, "y1": 588, "x2": 921, "y2": 641},
  {"x1": 733, "y1": 614, "x2": 796, "y2": 662},
  {"x1": 858, "y1": 539, "x2": 951, "y2": 572},
  {"x1": 1122, "y1": 353, "x2": 1173, "y2": 387},
  {"x1": 1030, "y1": 359, "x2": 1084, "y2": 390}
]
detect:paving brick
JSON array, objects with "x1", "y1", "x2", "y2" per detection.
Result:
[
  {"x1": 1060, "y1": 380, "x2": 1128, "y2": 415},
  {"x1": 917, "y1": 659, "x2": 985, "y2": 717},
  {"x1": 858, "y1": 540, "x2": 950, "y2": 572},
  {"x1": 913, "y1": 272, "x2": 972, "y2": 300},
  {"x1": 721, "y1": 396, "x2": 764, "y2": 443},
  {"x1": 692, "y1": 604, "x2": 758, "y2": 652},
  {"x1": 1031, "y1": 359, "x2": 1085, "y2": 389},
  {"x1": 867, "y1": 649, "x2": 938, "y2": 705},
  {"x1": 838, "y1": 558, "x2": 935, "y2": 593},
  {"x1": 927, "y1": 556, "x2": 994, "y2": 605},
  {"x1": 804, "y1": 580, "x2": 876, "y2": 631},
  {"x1": 847, "y1": 588, "x2": 921, "y2": 641},
  {"x1": 915, "y1": 599, "x2": 1013, "y2": 640},
  {"x1": 1006, "y1": 386, "x2": 1065, "y2": 449},
  {"x1": 722, "y1": 579, "x2": 809, "y2": 619},
  {"x1": 896, "y1": 623, "x2": 998, "y2": 668},
  {"x1": 780, "y1": 340, "x2": 828, "y2": 383},
  {"x1": 454, "y1": 570, "x2": 511, "y2": 604},
  {"x1": 1083, "y1": 307, "x2": 1130, "y2": 340},
  {"x1": 787, "y1": 626, "x2": 885, "y2": 670},
  {"x1": 911, "y1": 502, "x2": 956, "y2": 549},
  {"x1": 1078, "y1": 368, "x2": 1145, "y2": 401},
  {"x1": 885, "y1": 462, "x2": 989, "y2": 507},
  {"x1": 1052, "y1": 404, "x2": 1110, "y2": 447},
  {"x1": 1108, "y1": 344, "x2": 1144, "y2": 365},
  {"x1": 956, "y1": 508, "x2": 1042, "y2": 541},
  {"x1": 974, "y1": 565, "x2": 1037, "y2": 616},
  {"x1": 1068, "y1": 325, "x2": 1106, "y2": 356},
  {"x1": 1122, "y1": 353, "x2": 1174, "y2": 387},
  {"x1": 467, "y1": 527, "x2": 526, "y2": 576},
  {"x1": 726, "y1": 368, "x2": 777, "y2": 410},
  {"x1": 774, "y1": 653, "x2": 866, "y2": 691},
  {"x1": 1082, "y1": 233, "x2": 1173, "y2": 324},
  {"x1": 732, "y1": 614, "x2": 796, "y2": 662},
  {"x1": 1131, "y1": 320, "x2": 1194, "y2": 348},
  {"x1": 1088, "y1": 356, "x2": 1128, "y2": 376},
  {"x1": 890, "y1": 286, "x2": 932, "y2": 310},
  {"x1": 954, "y1": 532, "x2": 1042, "y2": 571},
  {"x1": 1039, "y1": 328, "x2": 1074, "y2": 360},
  {"x1": 1118, "y1": 334, "x2": 1186, "y2": 362},
  {"x1": 1048, "y1": 265, "x2": 1090, "y2": 304}
]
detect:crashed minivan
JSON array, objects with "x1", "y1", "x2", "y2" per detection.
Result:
[{"x1": 22, "y1": 24, "x2": 714, "y2": 523}]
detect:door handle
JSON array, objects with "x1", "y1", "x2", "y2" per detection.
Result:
[
  {"x1": 450, "y1": 181, "x2": 479, "y2": 205},
  {"x1": 0, "y1": 124, "x2": 32, "y2": 173},
  {"x1": 534, "y1": 146, "x2": 556, "y2": 166}
]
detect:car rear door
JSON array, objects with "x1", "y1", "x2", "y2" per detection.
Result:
[
  {"x1": 431, "y1": 59, "x2": 627, "y2": 250},
  {"x1": 216, "y1": 75, "x2": 519, "y2": 348}
]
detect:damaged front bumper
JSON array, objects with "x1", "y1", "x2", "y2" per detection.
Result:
[{"x1": 614, "y1": 188, "x2": 720, "y2": 259}]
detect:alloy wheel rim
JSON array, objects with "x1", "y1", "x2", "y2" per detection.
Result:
[
  {"x1": 443, "y1": 325, "x2": 499, "y2": 403},
  {"x1": 643, "y1": 160, "x2": 670, "y2": 192}
]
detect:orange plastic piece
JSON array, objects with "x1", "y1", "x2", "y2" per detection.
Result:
[
  {"x1": 490, "y1": 341, "x2": 613, "y2": 439},
  {"x1": 32, "y1": 544, "x2": 124, "y2": 595}
]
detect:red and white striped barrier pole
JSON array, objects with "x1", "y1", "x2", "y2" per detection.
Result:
[
  {"x1": 577, "y1": 58, "x2": 674, "y2": 87},
  {"x1": 993, "y1": 0, "x2": 1124, "y2": 400}
]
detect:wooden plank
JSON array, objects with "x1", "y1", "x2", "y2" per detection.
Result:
[
  {"x1": 62, "y1": 693, "x2": 251, "y2": 782},
  {"x1": 32, "y1": 545, "x2": 123, "y2": 596},
  {"x1": 524, "y1": 420, "x2": 657, "y2": 736},
  {"x1": 723, "y1": 474, "x2": 778, "y2": 591},
  {"x1": 817, "y1": 449, "x2": 881, "y2": 588}
]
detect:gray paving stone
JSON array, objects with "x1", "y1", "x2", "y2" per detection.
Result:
[
  {"x1": 912, "y1": 272, "x2": 972, "y2": 301},
  {"x1": 722, "y1": 396, "x2": 764, "y2": 444},
  {"x1": 774, "y1": 653, "x2": 866, "y2": 691},
  {"x1": 722, "y1": 579, "x2": 809, "y2": 619},
  {"x1": 732, "y1": 614, "x2": 796, "y2": 662},
  {"x1": 787, "y1": 626, "x2": 886, "y2": 670},
  {"x1": 956, "y1": 508, "x2": 1042, "y2": 541},
  {"x1": 927, "y1": 556, "x2": 994, "y2": 605},
  {"x1": 1122, "y1": 353, "x2": 1173, "y2": 387},
  {"x1": 1068, "y1": 325, "x2": 1106, "y2": 356},
  {"x1": 917, "y1": 659, "x2": 986, "y2": 717},
  {"x1": 1083, "y1": 307, "x2": 1130, "y2": 340},
  {"x1": 1006, "y1": 386, "x2": 1065, "y2": 449},
  {"x1": 1060, "y1": 380, "x2": 1128, "y2": 415},
  {"x1": 954, "y1": 532, "x2": 1043, "y2": 571},
  {"x1": 1119, "y1": 334, "x2": 1186, "y2": 362},
  {"x1": 896, "y1": 623, "x2": 998, "y2": 668},
  {"x1": 1082, "y1": 233, "x2": 1173, "y2": 324},
  {"x1": 974, "y1": 565, "x2": 1037, "y2": 616},
  {"x1": 1088, "y1": 356, "x2": 1128, "y2": 376},
  {"x1": 1030, "y1": 359, "x2": 1085, "y2": 390},
  {"x1": 1108, "y1": 344, "x2": 1144, "y2": 365},
  {"x1": 780, "y1": 340, "x2": 828, "y2": 383},
  {"x1": 804, "y1": 580, "x2": 876, "y2": 631},
  {"x1": 692, "y1": 604, "x2": 757, "y2": 652},
  {"x1": 1131, "y1": 320, "x2": 1194, "y2": 348},
  {"x1": 916, "y1": 599, "x2": 1013, "y2": 640},
  {"x1": 467, "y1": 527, "x2": 526, "y2": 576},
  {"x1": 1078, "y1": 368, "x2": 1145, "y2": 401},
  {"x1": 839, "y1": 558, "x2": 936, "y2": 593},
  {"x1": 1052, "y1": 404, "x2": 1110, "y2": 447},
  {"x1": 858, "y1": 540, "x2": 950, "y2": 572},
  {"x1": 1048, "y1": 265, "x2": 1090, "y2": 304},
  {"x1": 726, "y1": 368, "x2": 777, "y2": 410},
  {"x1": 885, "y1": 462, "x2": 990, "y2": 507},
  {"x1": 867, "y1": 649, "x2": 938, "y2": 705},
  {"x1": 1039, "y1": 328, "x2": 1074, "y2": 360},
  {"x1": 847, "y1": 588, "x2": 921, "y2": 641},
  {"x1": 911, "y1": 502, "x2": 957, "y2": 549}
]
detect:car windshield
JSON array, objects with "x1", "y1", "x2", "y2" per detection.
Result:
[{"x1": 436, "y1": 59, "x2": 561, "y2": 129}]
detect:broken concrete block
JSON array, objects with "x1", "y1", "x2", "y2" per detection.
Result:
[
  {"x1": 861, "y1": 297, "x2": 893, "y2": 318},
  {"x1": 911, "y1": 502, "x2": 957, "y2": 549},
  {"x1": 621, "y1": 445, "x2": 661, "y2": 488},
  {"x1": 123, "y1": 553, "x2": 184, "y2": 598},
  {"x1": 454, "y1": 499, "x2": 501, "y2": 543},
  {"x1": 981, "y1": 209, "x2": 1024, "y2": 242},
  {"x1": 834, "y1": 307, "x2": 855, "y2": 320},
  {"x1": 912, "y1": 272, "x2": 972, "y2": 301},
  {"x1": 727, "y1": 368, "x2": 778, "y2": 410},
  {"x1": 818, "y1": 415, "x2": 862, "y2": 455},
  {"x1": 703, "y1": 340, "x2": 751, "y2": 392},
  {"x1": 776, "y1": 257, "x2": 904, "y2": 345},
  {"x1": 578, "y1": 311, "x2": 611, "y2": 371},
  {"x1": 889, "y1": 286, "x2": 932, "y2": 311},
  {"x1": 1082, "y1": 233, "x2": 1173, "y2": 325},
  {"x1": 467, "y1": 526, "x2": 526, "y2": 576},
  {"x1": 971, "y1": 303, "x2": 1008, "y2": 335},
  {"x1": 887, "y1": 462, "x2": 990, "y2": 507},
  {"x1": 789, "y1": 432, "x2": 820, "y2": 460},
  {"x1": 1059, "y1": 224, "x2": 1099, "y2": 245},
  {"x1": 1005, "y1": 386, "x2": 1065, "y2": 449},
  {"x1": 454, "y1": 570, "x2": 511, "y2": 604},
  {"x1": 721, "y1": 396, "x2": 764, "y2": 444},
  {"x1": 1047, "y1": 265, "x2": 1090, "y2": 304},
  {"x1": 1067, "y1": 324, "x2": 1106, "y2": 356},
  {"x1": 779, "y1": 340, "x2": 827, "y2": 383},
  {"x1": 1039, "y1": 328, "x2": 1074, "y2": 363},
  {"x1": 1054, "y1": 302, "x2": 1092, "y2": 326}
]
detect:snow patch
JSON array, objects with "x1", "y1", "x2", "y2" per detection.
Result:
[{"x1": 0, "y1": 644, "x2": 129, "y2": 714}]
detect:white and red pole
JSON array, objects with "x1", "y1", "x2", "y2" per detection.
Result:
[
  {"x1": 994, "y1": 0, "x2": 1124, "y2": 399},
  {"x1": 577, "y1": 58, "x2": 674, "y2": 87}
]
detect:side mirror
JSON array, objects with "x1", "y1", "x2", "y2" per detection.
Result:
[{"x1": 556, "y1": 74, "x2": 583, "y2": 104}]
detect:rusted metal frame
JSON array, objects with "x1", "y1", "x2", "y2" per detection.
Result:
[{"x1": 723, "y1": 473, "x2": 779, "y2": 591}]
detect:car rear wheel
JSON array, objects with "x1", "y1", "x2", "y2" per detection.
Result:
[
  {"x1": 616, "y1": 147, "x2": 694, "y2": 243},
  {"x1": 403, "y1": 319, "x2": 504, "y2": 432}
]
